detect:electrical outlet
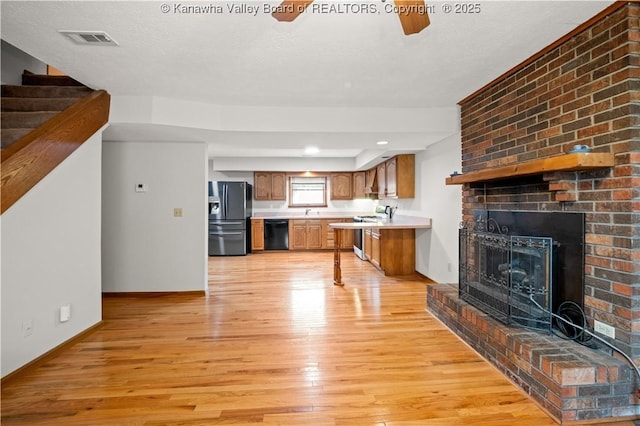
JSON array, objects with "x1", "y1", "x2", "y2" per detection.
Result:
[
  {"x1": 594, "y1": 320, "x2": 616, "y2": 339},
  {"x1": 22, "y1": 320, "x2": 33, "y2": 337}
]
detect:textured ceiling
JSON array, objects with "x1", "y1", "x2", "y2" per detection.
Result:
[{"x1": 1, "y1": 1, "x2": 614, "y2": 161}]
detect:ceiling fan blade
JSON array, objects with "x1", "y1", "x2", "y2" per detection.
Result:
[
  {"x1": 271, "y1": 0, "x2": 314, "y2": 22},
  {"x1": 394, "y1": 0, "x2": 430, "y2": 35}
]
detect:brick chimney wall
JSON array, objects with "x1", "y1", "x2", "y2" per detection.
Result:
[{"x1": 459, "y1": 3, "x2": 640, "y2": 361}]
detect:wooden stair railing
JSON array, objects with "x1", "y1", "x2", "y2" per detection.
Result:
[{"x1": 1, "y1": 89, "x2": 110, "y2": 214}]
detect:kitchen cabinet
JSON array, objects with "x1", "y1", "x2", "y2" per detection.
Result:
[
  {"x1": 307, "y1": 221, "x2": 323, "y2": 249},
  {"x1": 330, "y1": 173, "x2": 353, "y2": 200},
  {"x1": 289, "y1": 219, "x2": 322, "y2": 250},
  {"x1": 364, "y1": 229, "x2": 372, "y2": 260},
  {"x1": 322, "y1": 220, "x2": 337, "y2": 249},
  {"x1": 368, "y1": 228, "x2": 415, "y2": 275},
  {"x1": 288, "y1": 218, "x2": 353, "y2": 250},
  {"x1": 342, "y1": 222, "x2": 353, "y2": 248},
  {"x1": 364, "y1": 168, "x2": 378, "y2": 196},
  {"x1": 330, "y1": 219, "x2": 353, "y2": 251},
  {"x1": 370, "y1": 230, "x2": 381, "y2": 269},
  {"x1": 376, "y1": 162, "x2": 387, "y2": 199},
  {"x1": 385, "y1": 154, "x2": 414, "y2": 198},
  {"x1": 251, "y1": 219, "x2": 264, "y2": 251},
  {"x1": 374, "y1": 154, "x2": 415, "y2": 199},
  {"x1": 352, "y1": 171, "x2": 366, "y2": 199},
  {"x1": 254, "y1": 172, "x2": 286, "y2": 201}
]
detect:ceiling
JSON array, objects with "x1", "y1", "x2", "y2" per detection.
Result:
[{"x1": 1, "y1": 1, "x2": 614, "y2": 166}]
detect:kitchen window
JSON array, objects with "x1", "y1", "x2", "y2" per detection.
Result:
[{"x1": 289, "y1": 176, "x2": 327, "y2": 207}]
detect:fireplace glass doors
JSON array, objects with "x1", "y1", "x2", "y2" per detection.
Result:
[{"x1": 459, "y1": 217, "x2": 553, "y2": 331}]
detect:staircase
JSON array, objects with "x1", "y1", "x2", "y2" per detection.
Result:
[
  {"x1": 1, "y1": 70, "x2": 110, "y2": 214},
  {"x1": 1, "y1": 71, "x2": 93, "y2": 150}
]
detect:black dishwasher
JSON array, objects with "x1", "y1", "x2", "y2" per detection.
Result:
[{"x1": 264, "y1": 219, "x2": 289, "y2": 250}]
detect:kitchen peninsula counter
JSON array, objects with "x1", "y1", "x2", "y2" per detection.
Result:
[
  {"x1": 329, "y1": 216, "x2": 432, "y2": 286},
  {"x1": 251, "y1": 212, "x2": 365, "y2": 220},
  {"x1": 328, "y1": 216, "x2": 432, "y2": 230}
]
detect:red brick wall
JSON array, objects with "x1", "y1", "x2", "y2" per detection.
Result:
[{"x1": 459, "y1": 3, "x2": 640, "y2": 361}]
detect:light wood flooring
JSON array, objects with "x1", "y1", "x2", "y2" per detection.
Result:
[{"x1": 2, "y1": 251, "x2": 636, "y2": 425}]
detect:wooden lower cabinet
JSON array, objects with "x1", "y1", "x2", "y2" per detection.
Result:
[
  {"x1": 290, "y1": 220, "x2": 307, "y2": 250},
  {"x1": 307, "y1": 221, "x2": 323, "y2": 249},
  {"x1": 323, "y1": 219, "x2": 353, "y2": 249},
  {"x1": 370, "y1": 230, "x2": 381, "y2": 269},
  {"x1": 289, "y1": 219, "x2": 322, "y2": 250},
  {"x1": 287, "y1": 218, "x2": 354, "y2": 251},
  {"x1": 369, "y1": 228, "x2": 415, "y2": 276},
  {"x1": 251, "y1": 219, "x2": 264, "y2": 251},
  {"x1": 364, "y1": 229, "x2": 373, "y2": 260}
]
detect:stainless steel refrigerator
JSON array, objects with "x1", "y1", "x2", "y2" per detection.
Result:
[{"x1": 208, "y1": 181, "x2": 252, "y2": 256}]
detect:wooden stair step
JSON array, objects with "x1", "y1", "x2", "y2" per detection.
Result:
[
  {"x1": 22, "y1": 70, "x2": 84, "y2": 87},
  {"x1": 1, "y1": 85, "x2": 92, "y2": 98},
  {"x1": 1, "y1": 97, "x2": 79, "y2": 112},
  {"x1": 1, "y1": 128, "x2": 33, "y2": 149},
  {"x1": 1, "y1": 111, "x2": 58, "y2": 129}
]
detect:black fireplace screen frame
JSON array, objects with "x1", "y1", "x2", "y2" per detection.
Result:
[{"x1": 459, "y1": 217, "x2": 554, "y2": 332}]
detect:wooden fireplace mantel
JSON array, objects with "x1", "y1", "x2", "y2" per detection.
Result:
[{"x1": 445, "y1": 152, "x2": 615, "y2": 185}]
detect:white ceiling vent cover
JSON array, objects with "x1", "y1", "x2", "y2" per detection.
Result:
[{"x1": 58, "y1": 30, "x2": 118, "y2": 46}]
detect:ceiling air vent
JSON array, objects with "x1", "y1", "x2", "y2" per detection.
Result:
[{"x1": 58, "y1": 30, "x2": 118, "y2": 46}]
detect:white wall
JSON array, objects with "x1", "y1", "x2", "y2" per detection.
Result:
[
  {"x1": 102, "y1": 141, "x2": 208, "y2": 292},
  {"x1": 1, "y1": 39, "x2": 46, "y2": 85},
  {"x1": 414, "y1": 133, "x2": 462, "y2": 283},
  {"x1": 1, "y1": 132, "x2": 103, "y2": 377}
]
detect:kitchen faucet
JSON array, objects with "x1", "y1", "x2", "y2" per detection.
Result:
[
  {"x1": 305, "y1": 208, "x2": 312, "y2": 215},
  {"x1": 385, "y1": 205, "x2": 398, "y2": 219}
]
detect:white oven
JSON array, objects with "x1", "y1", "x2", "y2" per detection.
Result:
[
  {"x1": 353, "y1": 215, "x2": 384, "y2": 260},
  {"x1": 353, "y1": 217, "x2": 366, "y2": 260}
]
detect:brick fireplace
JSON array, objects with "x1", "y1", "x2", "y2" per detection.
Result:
[{"x1": 428, "y1": 2, "x2": 640, "y2": 423}]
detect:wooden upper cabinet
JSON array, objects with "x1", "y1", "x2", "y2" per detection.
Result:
[
  {"x1": 254, "y1": 172, "x2": 286, "y2": 201},
  {"x1": 376, "y1": 154, "x2": 415, "y2": 199},
  {"x1": 352, "y1": 171, "x2": 366, "y2": 199},
  {"x1": 254, "y1": 172, "x2": 271, "y2": 200},
  {"x1": 330, "y1": 173, "x2": 353, "y2": 200},
  {"x1": 376, "y1": 162, "x2": 387, "y2": 199},
  {"x1": 364, "y1": 167, "x2": 378, "y2": 196},
  {"x1": 385, "y1": 157, "x2": 398, "y2": 198},
  {"x1": 270, "y1": 172, "x2": 286, "y2": 200},
  {"x1": 387, "y1": 154, "x2": 415, "y2": 198}
]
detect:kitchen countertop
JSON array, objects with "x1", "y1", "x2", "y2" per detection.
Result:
[
  {"x1": 329, "y1": 215, "x2": 432, "y2": 229},
  {"x1": 251, "y1": 211, "x2": 369, "y2": 220}
]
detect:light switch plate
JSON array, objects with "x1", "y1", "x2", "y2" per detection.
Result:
[
  {"x1": 135, "y1": 183, "x2": 148, "y2": 193},
  {"x1": 174, "y1": 208, "x2": 183, "y2": 217},
  {"x1": 60, "y1": 305, "x2": 71, "y2": 322}
]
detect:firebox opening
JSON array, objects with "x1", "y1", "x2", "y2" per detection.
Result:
[{"x1": 459, "y1": 210, "x2": 585, "y2": 334}]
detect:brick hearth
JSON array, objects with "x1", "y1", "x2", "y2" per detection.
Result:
[
  {"x1": 444, "y1": 2, "x2": 640, "y2": 423},
  {"x1": 428, "y1": 284, "x2": 636, "y2": 423}
]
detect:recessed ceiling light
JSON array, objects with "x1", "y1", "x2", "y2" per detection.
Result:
[
  {"x1": 304, "y1": 146, "x2": 320, "y2": 155},
  {"x1": 377, "y1": 141, "x2": 389, "y2": 145}
]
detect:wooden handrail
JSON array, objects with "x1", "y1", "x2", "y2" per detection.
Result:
[{"x1": 1, "y1": 90, "x2": 110, "y2": 214}]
